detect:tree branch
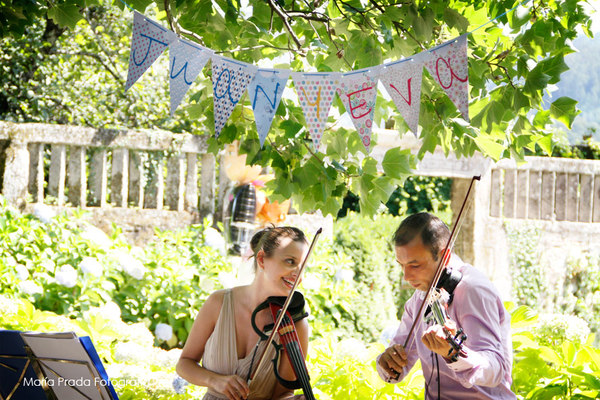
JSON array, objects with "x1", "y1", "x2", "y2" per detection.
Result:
[
  {"x1": 265, "y1": 0, "x2": 304, "y2": 51},
  {"x1": 56, "y1": 51, "x2": 123, "y2": 83}
]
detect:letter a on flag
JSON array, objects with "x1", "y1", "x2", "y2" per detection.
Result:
[
  {"x1": 125, "y1": 11, "x2": 176, "y2": 92},
  {"x1": 380, "y1": 56, "x2": 425, "y2": 135},
  {"x1": 247, "y1": 69, "x2": 290, "y2": 147},
  {"x1": 424, "y1": 34, "x2": 469, "y2": 121},
  {"x1": 291, "y1": 72, "x2": 340, "y2": 150},
  {"x1": 169, "y1": 39, "x2": 212, "y2": 115},
  {"x1": 212, "y1": 56, "x2": 257, "y2": 138},
  {"x1": 337, "y1": 68, "x2": 380, "y2": 151}
]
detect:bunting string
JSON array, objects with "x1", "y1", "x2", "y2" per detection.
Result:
[{"x1": 120, "y1": 0, "x2": 532, "y2": 152}]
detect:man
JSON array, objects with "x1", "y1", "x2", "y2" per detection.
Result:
[{"x1": 376, "y1": 212, "x2": 516, "y2": 399}]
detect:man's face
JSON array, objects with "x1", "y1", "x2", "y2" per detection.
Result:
[{"x1": 394, "y1": 235, "x2": 440, "y2": 292}]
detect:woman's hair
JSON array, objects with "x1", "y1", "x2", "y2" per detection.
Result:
[
  {"x1": 392, "y1": 212, "x2": 450, "y2": 261},
  {"x1": 250, "y1": 226, "x2": 308, "y2": 270}
]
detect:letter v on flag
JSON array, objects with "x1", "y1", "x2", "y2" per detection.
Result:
[
  {"x1": 247, "y1": 69, "x2": 290, "y2": 147},
  {"x1": 380, "y1": 55, "x2": 426, "y2": 136},
  {"x1": 169, "y1": 39, "x2": 212, "y2": 115},
  {"x1": 125, "y1": 11, "x2": 177, "y2": 92},
  {"x1": 424, "y1": 34, "x2": 469, "y2": 121}
]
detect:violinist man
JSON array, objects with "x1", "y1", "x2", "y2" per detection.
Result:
[{"x1": 376, "y1": 212, "x2": 516, "y2": 399}]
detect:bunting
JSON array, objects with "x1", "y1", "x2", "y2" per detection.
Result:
[
  {"x1": 211, "y1": 56, "x2": 257, "y2": 138},
  {"x1": 247, "y1": 69, "x2": 290, "y2": 146},
  {"x1": 124, "y1": 11, "x2": 472, "y2": 152},
  {"x1": 337, "y1": 68, "x2": 380, "y2": 150},
  {"x1": 380, "y1": 56, "x2": 425, "y2": 135},
  {"x1": 125, "y1": 11, "x2": 176, "y2": 92},
  {"x1": 169, "y1": 39, "x2": 212, "y2": 115},
  {"x1": 424, "y1": 34, "x2": 469, "y2": 121},
  {"x1": 291, "y1": 72, "x2": 341, "y2": 149}
]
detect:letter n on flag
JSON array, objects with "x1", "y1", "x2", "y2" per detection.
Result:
[
  {"x1": 380, "y1": 56, "x2": 425, "y2": 135},
  {"x1": 212, "y1": 56, "x2": 257, "y2": 138},
  {"x1": 424, "y1": 34, "x2": 469, "y2": 121},
  {"x1": 125, "y1": 11, "x2": 176, "y2": 92},
  {"x1": 337, "y1": 68, "x2": 380, "y2": 151},
  {"x1": 291, "y1": 72, "x2": 340, "y2": 150},
  {"x1": 247, "y1": 69, "x2": 290, "y2": 147},
  {"x1": 169, "y1": 39, "x2": 212, "y2": 115}
]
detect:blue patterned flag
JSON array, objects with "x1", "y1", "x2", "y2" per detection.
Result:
[
  {"x1": 169, "y1": 39, "x2": 212, "y2": 115},
  {"x1": 211, "y1": 55, "x2": 257, "y2": 138},
  {"x1": 247, "y1": 69, "x2": 290, "y2": 146},
  {"x1": 125, "y1": 11, "x2": 176, "y2": 92}
]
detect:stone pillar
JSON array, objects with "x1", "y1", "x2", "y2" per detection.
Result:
[
  {"x1": 111, "y1": 148, "x2": 129, "y2": 208},
  {"x1": 68, "y1": 146, "x2": 87, "y2": 207},
  {"x1": 185, "y1": 153, "x2": 199, "y2": 213},
  {"x1": 89, "y1": 149, "x2": 108, "y2": 207},
  {"x1": 128, "y1": 151, "x2": 145, "y2": 208},
  {"x1": 199, "y1": 153, "x2": 215, "y2": 218},
  {"x1": 166, "y1": 153, "x2": 186, "y2": 211},
  {"x1": 28, "y1": 143, "x2": 45, "y2": 203},
  {"x1": 48, "y1": 144, "x2": 66, "y2": 206},
  {"x1": 3, "y1": 140, "x2": 30, "y2": 209}
]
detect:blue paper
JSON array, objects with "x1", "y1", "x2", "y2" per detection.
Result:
[
  {"x1": 247, "y1": 69, "x2": 289, "y2": 146},
  {"x1": 79, "y1": 336, "x2": 119, "y2": 400},
  {"x1": 0, "y1": 330, "x2": 47, "y2": 400}
]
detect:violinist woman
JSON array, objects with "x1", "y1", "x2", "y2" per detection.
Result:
[
  {"x1": 176, "y1": 226, "x2": 309, "y2": 400},
  {"x1": 376, "y1": 213, "x2": 516, "y2": 399}
]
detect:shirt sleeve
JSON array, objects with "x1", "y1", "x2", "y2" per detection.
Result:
[
  {"x1": 443, "y1": 281, "x2": 512, "y2": 388},
  {"x1": 376, "y1": 297, "x2": 420, "y2": 384}
]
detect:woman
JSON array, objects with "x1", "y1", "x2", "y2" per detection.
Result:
[{"x1": 177, "y1": 226, "x2": 310, "y2": 400}]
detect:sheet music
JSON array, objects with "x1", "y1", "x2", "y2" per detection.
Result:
[{"x1": 21, "y1": 332, "x2": 113, "y2": 400}]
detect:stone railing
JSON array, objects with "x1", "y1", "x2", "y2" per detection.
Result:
[{"x1": 0, "y1": 121, "x2": 231, "y2": 241}]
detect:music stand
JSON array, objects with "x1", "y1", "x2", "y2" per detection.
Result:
[{"x1": 0, "y1": 330, "x2": 119, "y2": 400}]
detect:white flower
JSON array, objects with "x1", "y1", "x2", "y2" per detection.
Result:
[
  {"x1": 155, "y1": 323, "x2": 173, "y2": 341},
  {"x1": 114, "y1": 342, "x2": 147, "y2": 363},
  {"x1": 334, "y1": 268, "x2": 355, "y2": 283},
  {"x1": 15, "y1": 264, "x2": 29, "y2": 280},
  {"x1": 336, "y1": 338, "x2": 368, "y2": 360},
  {"x1": 172, "y1": 375, "x2": 189, "y2": 394},
  {"x1": 55, "y1": 265, "x2": 78, "y2": 288},
  {"x1": 81, "y1": 225, "x2": 111, "y2": 249},
  {"x1": 79, "y1": 257, "x2": 103, "y2": 277},
  {"x1": 301, "y1": 273, "x2": 321, "y2": 291},
  {"x1": 32, "y1": 203, "x2": 55, "y2": 223},
  {"x1": 18, "y1": 280, "x2": 42, "y2": 295},
  {"x1": 379, "y1": 321, "x2": 400, "y2": 346},
  {"x1": 203, "y1": 227, "x2": 226, "y2": 254},
  {"x1": 112, "y1": 249, "x2": 146, "y2": 279},
  {"x1": 218, "y1": 271, "x2": 236, "y2": 288}
]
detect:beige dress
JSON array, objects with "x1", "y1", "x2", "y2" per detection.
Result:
[{"x1": 202, "y1": 289, "x2": 279, "y2": 400}]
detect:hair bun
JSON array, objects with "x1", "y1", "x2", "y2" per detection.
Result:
[{"x1": 250, "y1": 229, "x2": 268, "y2": 253}]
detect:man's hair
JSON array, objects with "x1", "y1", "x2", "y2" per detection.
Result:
[{"x1": 392, "y1": 212, "x2": 450, "y2": 261}]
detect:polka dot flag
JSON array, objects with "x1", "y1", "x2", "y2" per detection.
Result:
[
  {"x1": 125, "y1": 11, "x2": 176, "y2": 92},
  {"x1": 337, "y1": 68, "x2": 381, "y2": 151},
  {"x1": 424, "y1": 34, "x2": 469, "y2": 121},
  {"x1": 291, "y1": 72, "x2": 341, "y2": 150}
]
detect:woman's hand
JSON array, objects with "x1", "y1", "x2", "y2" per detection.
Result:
[{"x1": 210, "y1": 374, "x2": 250, "y2": 400}]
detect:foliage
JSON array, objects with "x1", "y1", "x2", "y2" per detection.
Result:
[
  {"x1": 505, "y1": 222, "x2": 545, "y2": 309},
  {"x1": 0, "y1": 0, "x2": 594, "y2": 217}
]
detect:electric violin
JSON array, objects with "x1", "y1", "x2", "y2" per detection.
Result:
[{"x1": 247, "y1": 228, "x2": 322, "y2": 399}]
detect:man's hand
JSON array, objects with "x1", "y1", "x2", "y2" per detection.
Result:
[
  {"x1": 378, "y1": 344, "x2": 408, "y2": 378},
  {"x1": 421, "y1": 320, "x2": 458, "y2": 360}
]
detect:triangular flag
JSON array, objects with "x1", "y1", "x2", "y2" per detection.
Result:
[
  {"x1": 212, "y1": 56, "x2": 257, "y2": 138},
  {"x1": 125, "y1": 11, "x2": 177, "y2": 92},
  {"x1": 380, "y1": 56, "x2": 425, "y2": 135},
  {"x1": 337, "y1": 68, "x2": 380, "y2": 150},
  {"x1": 424, "y1": 34, "x2": 469, "y2": 121},
  {"x1": 291, "y1": 72, "x2": 341, "y2": 149},
  {"x1": 247, "y1": 69, "x2": 290, "y2": 147},
  {"x1": 169, "y1": 39, "x2": 212, "y2": 115}
]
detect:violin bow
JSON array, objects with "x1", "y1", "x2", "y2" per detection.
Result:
[
  {"x1": 248, "y1": 227, "x2": 323, "y2": 384},
  {"x1": 398, "y1": 175, "x2": 481, "y2": 367}
]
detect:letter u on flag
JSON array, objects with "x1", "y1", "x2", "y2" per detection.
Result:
[
  {"x1": 380, "y1": 55, "x2": 425, "y2": 136},
  {"x1": 337, "y1": 68, "x2": 381, "y2": 151},
  {"x1": 291, "y1": 72, "x2": 341, "y2": 150},
  {"x1": 247, "y1": 69, "x2": 290, "y2": 147},
  {"x1": 125, "y1": 11, "x2": 177, "y2": 92},
  {"x1": 169, "y1": 39, "x2": 212, "y2": 115},
  {"x1": 424, "y1": 34, "x2": 469, "y2": 121},
  {"x1": 212, "y1": 56, "x2": 257, "y2": 138}
]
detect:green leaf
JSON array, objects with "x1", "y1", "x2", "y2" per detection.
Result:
[
  {"x1": 473, "y1": 135, "x2": 504, "y2": 161},
  {"x1": 382, "y1": 148, "x2": 413, "y2": 179},
  {"x1": 535, "y1": 134, "x2": 553, "y2": 156},
  {"x1": 47, "y1": 4, "x2": 82, "y2": 29},
  {"x1": 550, "y1": 96, "x2": 580, "y2": 129}
]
